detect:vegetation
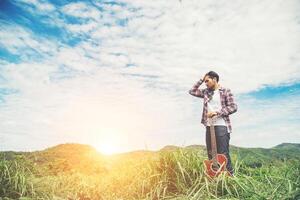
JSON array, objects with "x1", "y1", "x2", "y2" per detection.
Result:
[{"x1": 0, "y1": 143, "x2": 299, "y2": 199}]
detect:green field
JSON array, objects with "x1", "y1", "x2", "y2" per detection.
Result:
[{"x1": 0, "y1": 143, "x2": 299, "y2": 200}]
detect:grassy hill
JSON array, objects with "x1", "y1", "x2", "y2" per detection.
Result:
[
  {"x1": 1, "y1": 142, "x2": 299, "y2": 175},
  {"x1": 0, "y1": 143, "x2": 299, "y2": 199},
  {"x1": 1, "y1": 143, "x2": 107, "y2": 176}
]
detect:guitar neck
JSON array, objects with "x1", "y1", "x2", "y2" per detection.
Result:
[{"x1": 209, "y1": 121, "x2": 218, "y2": 166}]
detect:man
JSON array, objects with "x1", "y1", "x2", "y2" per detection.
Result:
[{"x1": 189, "y1": 71, "x2": 237, "y2": 175}]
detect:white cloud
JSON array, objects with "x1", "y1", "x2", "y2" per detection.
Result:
[
  {"x1": 61, "y1": 2, "x2": 101, "y2": 20},
  {"x1": 16, "y1": 0, "x2": 56, "y2": 12},
  {"x1": 70, "y1": 0, "x2": 300, "y2": 93},
  {"x1": 230, "y1": 94, "x2": 300, "y2": 147},
  {"x1": 64, "y1": 21, "x2": 99, "y2": 35},
  {"x1": 0, "y1": 24, "x2": 59, "y2": 59}
]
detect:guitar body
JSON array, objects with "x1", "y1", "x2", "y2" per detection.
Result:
[
  {"x1": 204, "y1": 116, "x2": 231, "y2": 178},
  {"x1": 203, "y1": 153, "x2": 228, "y2": 177}
]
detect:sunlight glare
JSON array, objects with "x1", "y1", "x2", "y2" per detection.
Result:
[{"x1": 93, "y1": 128, "x2": 122, "y2": 155}]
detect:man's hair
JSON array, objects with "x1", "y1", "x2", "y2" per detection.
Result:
[{"x1": 205, "y1": 71, "x2": 219, "y2": 82}]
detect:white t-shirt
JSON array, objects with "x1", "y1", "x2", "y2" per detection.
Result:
[{"x1": 207, "y1": 90, "x2": 227, "y2": 126}]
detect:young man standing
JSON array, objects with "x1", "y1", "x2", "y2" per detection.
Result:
[{"x1": 189, "y1": 71, "x2": 237, "y2": 175}]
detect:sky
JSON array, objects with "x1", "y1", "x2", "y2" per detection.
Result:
[{"x1": 0, "y1": 0, "x2": 299, "y2": 154}]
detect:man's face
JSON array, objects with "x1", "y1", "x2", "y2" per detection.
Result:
[{"x1": 204, "y1": 76, "x2": 216, "y2": 89}]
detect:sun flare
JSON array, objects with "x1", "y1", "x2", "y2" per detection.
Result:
[{"x1": 93, "y1": 128, "x2": 122, "y2": 155}]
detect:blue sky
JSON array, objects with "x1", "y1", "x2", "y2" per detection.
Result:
[{"x1": 0, "y1": 0, "x2": 300, "y2": 154}]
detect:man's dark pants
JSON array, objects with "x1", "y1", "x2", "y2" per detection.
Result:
[{"x1": 205, "y1": 125, "x2": 234, "y2": 174}]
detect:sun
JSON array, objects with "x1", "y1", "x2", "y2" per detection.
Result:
[{"x1": 93, "y1": 129, "x2": 122, "y2": 155}]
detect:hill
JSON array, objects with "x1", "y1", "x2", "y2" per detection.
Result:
[
  {"x1": 158, "y1": 143, "x2": 300, "y2": 167},
  {"x1": 25, "y1": 143, "x2": 106, "y2": 175},
  {"x1": 1, "y1": 142, "x2": 299, "y2": 174}
]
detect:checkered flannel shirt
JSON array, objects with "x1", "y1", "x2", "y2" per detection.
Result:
[{"x1": 189, "y1": 79, "x2": 238, "y2": 133}]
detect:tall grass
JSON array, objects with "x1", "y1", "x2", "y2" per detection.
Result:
[
  {"x1": 0, "y1": 159, "x2": 35, "y2": 199},
  {"x1": 1, "y1": 149, "x2": 299, "y2": 199}
]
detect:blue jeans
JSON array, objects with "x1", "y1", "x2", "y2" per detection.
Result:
[{"x1": 205, "y1": 125, "x2": 234, "y2": 174}]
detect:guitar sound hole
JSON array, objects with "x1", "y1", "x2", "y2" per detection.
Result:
[{"x1": 212, "y1": 163, "x2": 221, "y2": 172}]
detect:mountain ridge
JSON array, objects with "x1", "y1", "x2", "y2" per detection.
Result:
[{"x1": 1, "y1": 142, "x2": 299, "y2": 155}]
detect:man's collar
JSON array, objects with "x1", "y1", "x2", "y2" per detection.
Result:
[
  {"x1": 218, "y1": 86, "x2": 226, "y2": 91},
  {"x1": 206, "y1": 85, "x2": 225, "y2": 95},
  {"x1": 210, "y1": 85, "x2": 225, "y2": 91}
]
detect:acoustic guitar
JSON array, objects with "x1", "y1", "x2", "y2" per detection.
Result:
[{"x1": 203, "y1": 117, "x2": 230, "y2": 178}]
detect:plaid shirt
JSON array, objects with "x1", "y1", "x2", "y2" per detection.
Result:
[{"x1": 189, "y1": 79, "x2": 237, "y2": 133}]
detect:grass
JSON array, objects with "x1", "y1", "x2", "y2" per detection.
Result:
[
  {"x1": 0, "y1": 148, "x2": 299, "y2": 200},
  {"x1": 0, "y1": 159, "x2": 35, "y2": 199}
]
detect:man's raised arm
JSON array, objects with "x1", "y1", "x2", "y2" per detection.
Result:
[{"x1": 189, "y1": 79, "x2": 205, "y2": 98}]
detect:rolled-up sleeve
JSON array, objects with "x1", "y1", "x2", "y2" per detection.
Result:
[{"x1": 189, "y1": 80, "x2": 205, "y2": 98}]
